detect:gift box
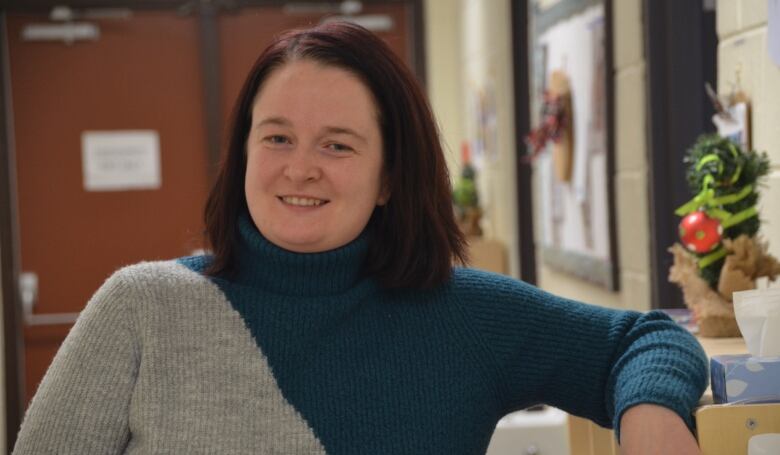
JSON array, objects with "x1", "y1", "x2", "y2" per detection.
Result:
[{"x1": 711, "y1": 354, "x2": 780, "y2": 404}]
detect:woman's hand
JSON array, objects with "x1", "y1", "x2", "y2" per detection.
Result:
[{"x1": 619, "y1": 404, "x2": 701, "y2": 455}]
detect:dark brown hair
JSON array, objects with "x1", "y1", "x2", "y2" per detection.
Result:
[{"x1": 205, "y1": 21, "x2": 467, "y2": 289}]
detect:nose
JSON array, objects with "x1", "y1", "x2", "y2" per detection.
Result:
[{"x1": 283, "y1": 149, "x2": 321, "y2": 183}]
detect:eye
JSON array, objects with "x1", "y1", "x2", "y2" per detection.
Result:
[
  {"x1": 325, "y1": 143, "x2": 354, "y2": 153},
  {"x1": 264, "y1": 135, "x2": 291, "y2": 145}
]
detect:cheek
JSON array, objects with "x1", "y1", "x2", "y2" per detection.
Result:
[
  {"x1": 245, "y1": 153, "x2": 274, "y2": 190},
  {"x1": 245, "y1": 167, "x2": 262, "y2": 192},
  {"x1": 350, "y1": 172, "x2": 385, "y2": 208},
  {"x1": 244, "y1": 162, "x2": 258, "y2": 197},
  {"x1": 244, "y1": 159, "x2": 272, "y2": 211},
  {"x1": 367, "y1": 161, "x2": 387, "y2": 199}
]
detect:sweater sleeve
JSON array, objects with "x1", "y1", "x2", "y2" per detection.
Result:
[
  {"x1": 451, "y1": 269, "x2": 708, "y2": 438},
  {"x1": 13, "y1": 269, "x2": 141, "y2": 454}
]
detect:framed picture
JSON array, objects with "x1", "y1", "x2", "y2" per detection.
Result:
[{"x1": 529, "y1": 0, "x2": 618, "y2": 290}]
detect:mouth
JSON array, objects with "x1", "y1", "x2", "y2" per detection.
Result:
[{"x1": 278, "y1": 196, "x2": 330, "y2": 207}]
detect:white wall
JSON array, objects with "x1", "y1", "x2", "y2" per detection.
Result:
[
  {"x1": 610, "y1": 0, "x2": 652, "y2": 311},
  {"x1": 460, "y1": 0, "x2": 522, "y2": 279},
  {"x1": 426, "y1": 0, "x2": 522, "y2": 279},
  {"x1": 424, "y1": 0, "x2": 464, "y2": 179},
  {"x1": 717, "y1": 0, "x2": 780, "y2": 260}
]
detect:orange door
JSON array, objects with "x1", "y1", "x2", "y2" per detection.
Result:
[
  {"x1": 7, "y1": 3, "x2": 414, "y2": 406},
  {"x1": 216, "y1": 4, "x2": 413, "y2": 125},
  {"x1": 7, "y1": 11, "x2": 211, "y2": 404}
]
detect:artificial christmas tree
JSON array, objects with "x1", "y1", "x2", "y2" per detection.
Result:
[
  {"x1": 669, "y1": 134, "x2": 780, "y2": 336},
  {"x1": 453, "y1": 143, "x2": 482, "y2": 237}
]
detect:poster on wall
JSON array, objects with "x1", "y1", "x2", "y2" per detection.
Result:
[{"x1": 530, "y1": 1, "x2": 617, "y2": 289}]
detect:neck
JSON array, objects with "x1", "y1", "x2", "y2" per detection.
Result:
[{"x1": 232, "y1": 215, "x2": 372, "y2": 297}]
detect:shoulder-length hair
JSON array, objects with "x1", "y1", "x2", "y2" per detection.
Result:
[{"x1": 204, "y1": 21, "x2": 467, "y2": 289}]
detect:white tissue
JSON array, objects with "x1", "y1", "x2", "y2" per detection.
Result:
[
  {"x1": 748, "y1": 433, "x2": 780, "y2": 455},
  {"x1": 733, "y1": 288, "x2": 780, "y2": 357}
]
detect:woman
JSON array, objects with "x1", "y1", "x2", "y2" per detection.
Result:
[{"x1": 14, "y1": 22, "x2": 707, "y2": 454}]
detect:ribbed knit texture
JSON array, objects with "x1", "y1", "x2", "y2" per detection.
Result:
[{"x1": 13, "y1": 217, "x2": 708, "y2": 454}]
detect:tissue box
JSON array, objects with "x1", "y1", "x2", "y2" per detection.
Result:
[{"x1": 711, "y1": 354, "x2": 780, "y2": 404}]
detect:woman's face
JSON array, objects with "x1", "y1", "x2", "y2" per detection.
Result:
[{"x1": 245, "y1": 59, "x2": 389, "y2": 253}]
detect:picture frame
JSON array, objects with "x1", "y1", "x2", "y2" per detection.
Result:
[{"x1": 529, "y1": 0, "x2": 619, "y2": 290}]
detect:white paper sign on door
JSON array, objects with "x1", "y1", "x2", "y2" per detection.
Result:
[{"x1": 81, "y1": 130, "x2": 161, "y2": 191}]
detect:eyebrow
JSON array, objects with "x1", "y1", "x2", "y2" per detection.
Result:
[
  {"x1": 254, "y1": 116, "x2": 291, "y2": 129},
  {"x1": 322, "y1": 126, "x2": 368, "y2": 144},
  {"x1": 254, "y1": 116, "x2": 368, "y2": 144}
]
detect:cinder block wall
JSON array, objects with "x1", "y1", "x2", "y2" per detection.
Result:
[
  {"x1": 611, "y1": 0, "x2": 652, "y2": 311},
  {"x1": 717, "y1": 0, "x2": 780, "y2": 260}
]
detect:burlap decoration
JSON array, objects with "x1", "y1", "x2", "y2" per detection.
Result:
[
  {"x1": 718, "y1": 236, "x2": 780, "y2": 297},
  {"x1": 669, "y1": 244, "x2": 741, "y2": 337},
  {"x1": 669, "y1": 235, "x2": 780, "y2": 337}
]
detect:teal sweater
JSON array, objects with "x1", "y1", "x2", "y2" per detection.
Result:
[{"x1": 13, "y1": 216, "x2": 708, "y2": 454}]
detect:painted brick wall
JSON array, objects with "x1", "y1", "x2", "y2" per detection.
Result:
[{"x1": 717, "y1": 0, "x2": 780, "y2": 265}]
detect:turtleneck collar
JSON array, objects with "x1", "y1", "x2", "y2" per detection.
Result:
[{"x1": 232, "y1": 214, "x2": 372, "y2": 297}]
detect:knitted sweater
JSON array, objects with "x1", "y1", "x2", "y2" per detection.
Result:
[{"x1": 14, "y1": 217, "x2": 708, "y2": 454}]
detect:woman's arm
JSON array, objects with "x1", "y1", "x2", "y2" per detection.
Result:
[
  {"x1": 620, "y1": 404, "x2": 701, "y2": 455},
  {"x1": 451, "y1": 269, "x2": 708, "y2": 445},
  {"x1": 13, "y1": 269, "x2": 141, "y2": 454}
]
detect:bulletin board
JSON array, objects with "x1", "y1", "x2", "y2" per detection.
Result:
[{"x1": 530, "y1": 0, "x2": 618, "y2": 290}]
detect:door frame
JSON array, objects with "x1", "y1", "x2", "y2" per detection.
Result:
[
  {"x1": 0, "y1": 0, "x2": 426, "y2": 448},
  {"x1": 510, "y1": 0, "x2": 536, "y2": 284},
  {"x1": 644, "y1": 0, "x2": 717, "y2": 309},
  {"x1": 0, "y1": 12, "x2": 25, "y2": 448}
]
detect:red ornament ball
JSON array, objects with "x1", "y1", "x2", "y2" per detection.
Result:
[{"x1": 679, "y1": 211, "x2": 723, "y2": 253}]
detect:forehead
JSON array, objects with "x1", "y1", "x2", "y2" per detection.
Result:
[{"x1": 251, "y1": 60, "x2": 380, "y2": 124}]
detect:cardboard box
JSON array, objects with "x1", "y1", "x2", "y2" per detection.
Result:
[
  {"x1": 711, "y1": 354, "x2": 780, "y2": 404},
  {"x1": 467, "y1": 237, "x2": 507, "y2": 275}
]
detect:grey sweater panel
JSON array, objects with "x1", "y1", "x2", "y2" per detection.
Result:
[{"x1": 13, "y1": 261, "x2": 326, "y2": 455}]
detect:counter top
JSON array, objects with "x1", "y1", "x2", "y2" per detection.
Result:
[{"x1": 697, "y1": 336, "x2": 747, "y2": 357}]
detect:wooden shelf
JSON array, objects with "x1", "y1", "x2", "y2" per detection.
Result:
[{"x1": 696, "y1": 403, "x2": 780, "y2": 455}]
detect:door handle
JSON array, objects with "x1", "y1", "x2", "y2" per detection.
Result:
[{"x1": 19, "y1": 272, "x2": 80, "y2": 326}]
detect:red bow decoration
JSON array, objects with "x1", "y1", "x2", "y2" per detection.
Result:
[{"x1": 525, "y1": 90, "x2": 567, "y2": 162}]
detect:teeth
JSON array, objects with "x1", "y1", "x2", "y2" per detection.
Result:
[{"x1": 282, "y1": 196, "x2": 325, "y2": 207}]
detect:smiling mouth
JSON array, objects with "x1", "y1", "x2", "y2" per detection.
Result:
[{"x1": 278, "y1": 196, "x2": 329, "y2": 207}]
